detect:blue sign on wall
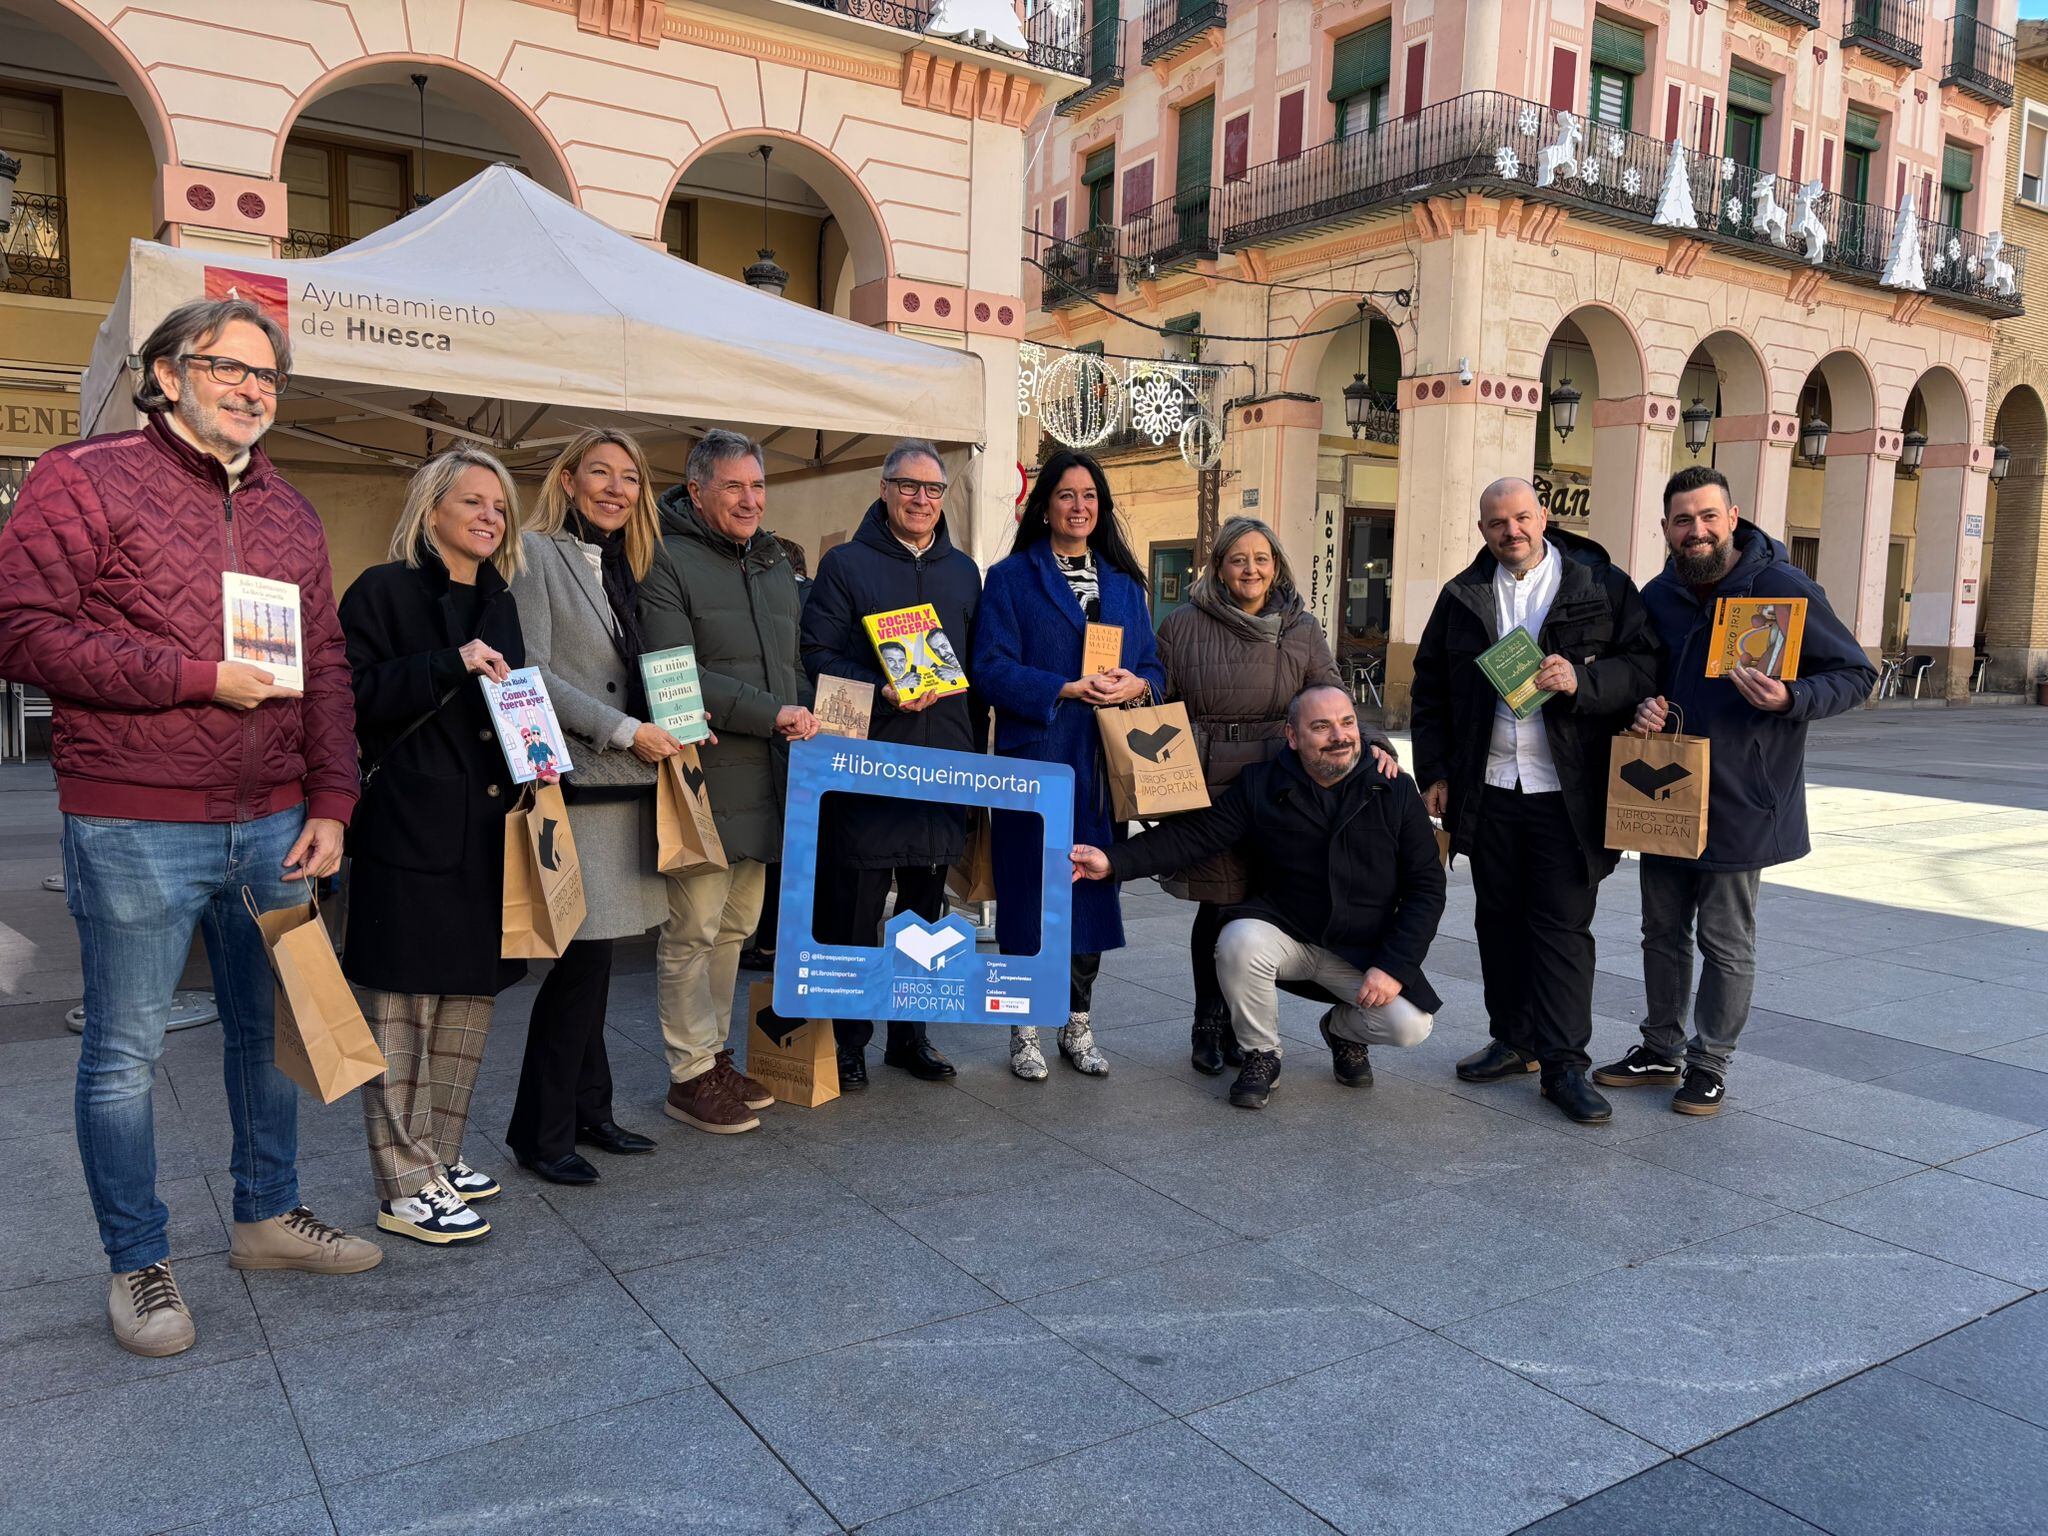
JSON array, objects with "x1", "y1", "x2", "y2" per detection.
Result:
[{"x1": 774, "y1": 737, "x2": 1073, "y2": 1027}]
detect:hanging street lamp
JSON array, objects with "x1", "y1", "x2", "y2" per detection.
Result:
[
  {"x1": 743, "y1": 144, "x2": 790, "y2": 298},
  {"x1": 1681, "y1": 396, "x2": 1713, "y2": 457},
  {"x1": 1549, "y1": 377, "x2": 1583, "y2": 441},
  {"x1": 1798, "y1": 413, "x2": 1831, "y2": 465},
  {"x1": 1990, "y1": 442, "x2": 2012, "y2": 483}
]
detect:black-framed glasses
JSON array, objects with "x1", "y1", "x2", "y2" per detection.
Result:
[
  {"x1": 182, "y1": 354, "x2": 288, "y2": 395},
  {"x1": 885, "y1": 477, "x2": 947, "y2": 501}
]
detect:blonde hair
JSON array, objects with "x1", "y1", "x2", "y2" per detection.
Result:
[
  {"x1": 531, "y1": 428, "x2": 660, "y2": 581},
  {"x1": 389, "y1": 447, "x2": 526, "y2": 578}
]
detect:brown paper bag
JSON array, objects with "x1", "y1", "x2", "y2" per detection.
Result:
[
  {"x1": 1604, "y1": 727, "x2": 1711, "y2": 859},
  {"x1": 947, "y1": 809, "x2": 997, "y2": 903},
  {"x1": 657, "y1": 748, "x2": 728, "y2": 876},
  {"x1": 1432, "y1": 821, "x2": 1452, "y2": 868},
  {"x1": 744, "y1": 980, "x2": 839, "y2": 1108},
  {"x1": 243, "y1": 889, "x2": 387, "y2": 1104},
  {"x1": 502, "y1": 781, "x2": 587, "y2": 958},
  {"x1": 1097, "y1": 700, "x2": 1212, "y2": 820}
]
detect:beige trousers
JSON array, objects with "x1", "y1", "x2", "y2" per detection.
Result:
[
  {"x1": 1215, "y1": 918, "x2": 1434, "y2": 1059},
  {"x1": 656, "y1": 858, "x2": 767, "y2": 1084}
]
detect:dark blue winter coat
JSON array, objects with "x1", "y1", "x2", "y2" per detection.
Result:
[
  {"x1": 800, "y1": 499, "x2": 982, "y2": 867},
  {"x1": 1641, "y1": 520, "x2": 1877, "y2": 871},
  {"x1": 972, "y1": 537, "x2": 1167, "y2": 957}
]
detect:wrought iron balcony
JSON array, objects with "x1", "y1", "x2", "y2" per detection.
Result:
[
  {"x1": 1, "y1": 191, "x2": 69, "y2": 299},
  {"x1": 1842, "y1": 0, "x2": 1923, "y2": 70},
  {"x1": 1213, "y1": 90, "x2": 2024, "y2": 316},
  {"x1": 1353, "y1": 390, "x2": 1400, "y2": 446},
  {"x1": 1120, "y1": 189, "x2": 1220, "y2": 274},
  {"x1": 1140, "y1": 0, "x2": 1225, "y2": 65},
  {"x1": 1057, "y1": 17, "x2": 1125, "y2": 114},
  {"x1": 1942, "y1": 13, "x2": 2015, "y2": 108},
  {"x1": 1037, "y1": 226, "x2": 1120, "y2": 308},
  {"x1": 1024, "y1": 3, "x2": 1088, "y2": 77},
  {"x1": 280, "y1": 228, "x2": 355, "y2": 259},
  {"x1": 1745, "y1": 0, "x2": 1820, "y2": 29},
  {"x1": 792, "y1": 0, "x2": 1085, "y2": 76}
]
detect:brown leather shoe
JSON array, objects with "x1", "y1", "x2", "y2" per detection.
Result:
[
  {"x1": 713, "y1": 1048, "x2": 774, "y2": 1111},
  {"x1": 229, "y1": 1206, "x2": 383, "y2": 1274},
  {"x1": 664, "y1": 1071, "x2": 761, "y2": 1133}
]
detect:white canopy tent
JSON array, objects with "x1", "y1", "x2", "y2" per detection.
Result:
[{"x1": 79, "y1": 164, "x2": 991, "y2": 551}]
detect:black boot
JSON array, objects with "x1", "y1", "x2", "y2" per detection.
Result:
[
  {"x1": 1190, "y1": 1008, "x2": 1227, "y2": 1076},
  {"x1": 1540, "y1": 1068, "x2": 1613, "y2": 1125}
]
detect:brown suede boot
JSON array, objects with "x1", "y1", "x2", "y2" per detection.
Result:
[
  {"x1": 665, "y1": 1071, "x2": 761, "y2": 1133},
  {"x1": 229, "y1": 1206, "x2": 384, "y2": 1273},
  {"x1": 711, "y1": 1048, "x2": 774, "y2": 1111}
]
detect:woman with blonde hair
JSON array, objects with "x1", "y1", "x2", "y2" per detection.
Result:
[
  {"x1": 502, "y1": 428, "x2": 674, "y2": 1184},
  {"x1": 339, "y1": 447, "x2": 528, "y2": 1244}
]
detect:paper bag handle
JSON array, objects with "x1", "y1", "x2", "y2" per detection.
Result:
[{"x1": 241, "y1": 878, "x2": 317, "y2": 926}]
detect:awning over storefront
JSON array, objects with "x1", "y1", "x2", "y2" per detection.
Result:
[{"x1": 78, "y1": 164, "x2": 987, "y2": 479}]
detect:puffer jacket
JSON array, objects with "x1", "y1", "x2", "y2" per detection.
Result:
[
  {"x1": 639, "y1": 488, "x2": 811, "y2": 863},
  {"x1": 0, "y1": 414, "x2": 358, "y2": 825},
  {"x1": 1157, "y1": 578, "x2": 1367, "y2": 903}
]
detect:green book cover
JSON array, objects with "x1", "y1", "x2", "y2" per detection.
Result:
[
  {"x1": 639, "y1": 645, "x2": 711, "y2": 744},
  {"x1": 1476, "y1": 626, "x2": 1553, "y2": 721}
]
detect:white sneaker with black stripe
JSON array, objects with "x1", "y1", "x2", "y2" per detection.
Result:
[
  {"x1": 444, "y1": 1159, "x2": 500, "y2": 1203},
  {"x1": 378, "y1": 1178, "x2": 490, "y2": 1245}
]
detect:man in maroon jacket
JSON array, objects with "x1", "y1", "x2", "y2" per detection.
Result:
[{"x1": 0, "y1": 297, "x2": 381, "y2": 1360}]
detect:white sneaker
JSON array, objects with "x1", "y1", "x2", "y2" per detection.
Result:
[
  {"x1": 444, "y1": 1159, "x2": 500, "y2": 1203},
  {"x1": 1060, "y1": 1013, "x2": 1109, "y2": 1076},
  {"x1": 1009, "y1": 1025, "x2": 1049, "y2": 1081},
  {"x1": 377, "y1": 1178, "x2": 490, "y2": 1245}
]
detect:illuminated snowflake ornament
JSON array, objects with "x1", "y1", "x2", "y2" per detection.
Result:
[
  {"x1": 1606, "y1": 132, "x2": 1626, "y2": 159},
  {"x1": 1931, "y1": 252, "x2": 1948, "y2": 274},
  {"x1": 1621, "y1": 165, "x2": 1643, "y2": 196},
  {"x1": 1127, "y1": 367, "x2": 1187, "y2": 446},
  {"x1": 1494, "y1": 145, "x2": 1521, "y2": 179},
  {"x1": 1722, "y1": 156, "x2": 1738, "y2": 183},
  {"x1": 1580, "y1": 156, "x2": 1602, "y2": 187},
  {"x1": 1947, "y1": 237, "x2": 1963, "y2": 261},
  {"x1": 1517, "y1": 104, "x2": 1541, "y2": 138}
]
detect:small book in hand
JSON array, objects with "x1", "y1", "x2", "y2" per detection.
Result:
[{"x1": 1476, "y1": 626, "x2": 1552, "y2": 721}]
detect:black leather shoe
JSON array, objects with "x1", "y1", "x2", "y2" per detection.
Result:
[
  {"x1": 883, "y1": 1041, "x2": 957, "y2": 1081},
  {"x1": 1456, "y1": 1040, "x2": 1540, "y2": 1083},
  {"x1": 837, "y1": 1051, "x2": 869, "y2": 1088},
  {"x1": 576, "y1": 1121, "x2": 655, "y2": 1155},
  {"x1": 1541, "y1": 1069, "x2": 1614, "y2": 1125},
  {"x1": 1190, "y1": 1016, "x2": 1226, "y2": 1077},
  {"x1": 514, "y1": 1149, "x2": 600, "y2": 1184}
]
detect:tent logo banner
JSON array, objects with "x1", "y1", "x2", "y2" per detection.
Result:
[
  {"x1": 204, "y1": 268, "x2": 289, "y2": 330},
  {"x1": 290, "y1": 283, "x2": 500, "y2": 355},
  {"x1": 774, "y1": 737, "x2": 1073, "y2": 1027}
]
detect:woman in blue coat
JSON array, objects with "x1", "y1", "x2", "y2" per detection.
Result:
[{"x1": 973, "y1": 450, "x2": 1166, "y2": 1081}]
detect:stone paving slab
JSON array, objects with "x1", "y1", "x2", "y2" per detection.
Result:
[
  {"x1": 1513, "y1": 1458, "x2": 1826, "y2": 1534},
  {"x1": 1889, "y1": 1291, "x2": 2048, "y2": 1431}
]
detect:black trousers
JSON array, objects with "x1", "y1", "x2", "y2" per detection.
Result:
[
  {"x1": 1469, "y1": 787, "x2": 1601, "y2": 1074},
  {"x1": 1071, "y1": 952, "x2": 1101, "y2": 1014},
  {"x1": 506, "y1": 936, "x2": 616, "y2": 1160},
  {"x1": 821, "y1": 864, "x2": 945, "y2": 1054},
  {"x1": 1189, "y1": 901, "x2": 1227, "y2": 1020},
  {"x1": 747, "y1": 862, "x2": 781, "y2": 953}
]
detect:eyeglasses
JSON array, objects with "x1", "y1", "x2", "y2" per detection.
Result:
[
  {"x1": 182, "y1": 354, "x2": 288, "y2": 395},
  {"x1": 885, "y1": 477, "x2": 948, "y2": 501}
]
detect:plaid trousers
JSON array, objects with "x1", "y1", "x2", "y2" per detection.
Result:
[{"x1": 358, "y1": 991, "x2": 495, "y2": 1201}]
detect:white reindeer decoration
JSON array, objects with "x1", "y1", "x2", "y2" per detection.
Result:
[
  {"x1": 1788, "y1": 180, "x2": 1828, "y2": 265},
  {"x1": 925, "y1": 0, "x2": 1029, "y2": 55},
  {"x1": 1535, "y1": 113, "x2": 1583, "y2": 189},
  {"x1": 1750, "y1": 177, "x2": 1788, "y2": 247},
  {"x1": 1982, "y1": 231, "x2": 2018, "y2": 297}
]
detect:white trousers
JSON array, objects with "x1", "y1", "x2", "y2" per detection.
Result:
[{"x1": 1215, "y1": 918, "x2": 1434, "y2": 1059}]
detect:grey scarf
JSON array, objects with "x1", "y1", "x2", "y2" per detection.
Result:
[{"x1": 1190, "y1": 574, "x2": 1302, "y2": 645}]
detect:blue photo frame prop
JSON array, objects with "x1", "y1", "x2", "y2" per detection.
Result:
[{"x1": 774, "y1": 737, "x2": 1073, "y2": 1027}]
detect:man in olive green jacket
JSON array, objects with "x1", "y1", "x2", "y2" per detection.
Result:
[{"x1": 639, "y1": 429, "x2": 817, "y2": 1134}]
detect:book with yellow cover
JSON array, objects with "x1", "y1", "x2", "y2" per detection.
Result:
[
  {"x1": 1706, "y1": 597, "x2": 1806, "y2": 681},
  {"x1": 863, "y1": 604, "x2": 969, "y2": 703}
]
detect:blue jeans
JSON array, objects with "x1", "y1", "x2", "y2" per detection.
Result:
[{"x1": 64, "y1": 805, "x2": 308, "y2": 1272}]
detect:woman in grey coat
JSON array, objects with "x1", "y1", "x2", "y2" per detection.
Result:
[
  {"x1": 1157, "y1": 517, "x2": 1392, "y2": 1075},
  {"x1": 503, "y1": 428, "x2": 672, "y2": 1184}
]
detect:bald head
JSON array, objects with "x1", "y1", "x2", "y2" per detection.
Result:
[{"x1": 1477, "y1": 476, "x2": 1547, "y2": 576}]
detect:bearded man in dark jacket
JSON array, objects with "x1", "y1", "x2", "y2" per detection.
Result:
[{"x1": 799, "y1": 440, "x2": 983, "y2": 1085}]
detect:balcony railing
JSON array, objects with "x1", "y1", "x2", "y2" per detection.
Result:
[
  {"x1": 1025, "y1": 2, "x2": 1087, "y2": 77},
  {"x1": 1121, "y1": 189, "x2": 1220, "y2": 273},
  {"x1": 1745, "y1": 0, "x2": 1820, "y2": 29},
  {"x1": 1, "y1": 191, "x2": 69, "y2": 299},
  {"x1": 1842, "y1": 0, "x2": 1923, "y2": 70},
  {"x1": 792, "y1": 0, "x2": 1084, "y2": 76},
  {"x1": 1057, "y1": 17, "x2": 1125, "y2": 113},
  {"x1": 1036, "y1": 226, "x2": 1121, "y2": 308},
  {"x1": 1140, "y1": 0, "x2": 1225, "y2": 64},
  {"x1": 1213, "y1": 90, "x2": 2024, "y2": 315},
  {"x1": 1353, "y1": 391, "x2": 1400, "y2": 446},
  {"x1": 1942, "y1": 13, "x2": 2015, "y2": 107},
  {"x1": 280, "y1": 228, "x2": 355, "y2": 260}
]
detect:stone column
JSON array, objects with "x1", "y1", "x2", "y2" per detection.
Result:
[
  {"x1": 1710, "y1": 411, "x2": 1801, "y2": 538},
  {"x1": 1587, "y1": 396, "x2": 1681, "y2": 583},
  {"x1": 1905, "y1": 440, "x2": 1995, "y2": 700},
  {"x1": 1814, "y1": 428, "x2": 1905, "y2": 661},
  {"x1": 1983, "y1": 453, "x2": 2048, "y2": 693}
]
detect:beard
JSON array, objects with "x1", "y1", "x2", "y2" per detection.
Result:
[
  {"x1": 1302, "y1": 743, "x2": 1359, "y2": 785},
  {"x1": 1673, "y1": 532, "x2": 1735, "y2": 584}
]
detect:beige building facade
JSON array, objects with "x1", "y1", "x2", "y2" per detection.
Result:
[
  {"x1": 1, "y1": 0, "x2": 1085, "y2": 585},
  {"x1": 1025, "y1": 0, "x2": 2024, "y2": 717}
]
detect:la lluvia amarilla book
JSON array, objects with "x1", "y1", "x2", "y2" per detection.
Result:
[
  {"x1": 863, "y1": 604, "x2": 969, "y2": 704},
  {"x1": 1705, "y1": 597, "x2": 1806, "y2": 681},
  {"x1": 1476, "y1": 625, "x2": 1553, "y2": 721}
]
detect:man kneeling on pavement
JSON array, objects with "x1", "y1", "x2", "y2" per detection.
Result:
[{"x1": 1072, "y1": 683, "x2": 1445, "y2": 1108}]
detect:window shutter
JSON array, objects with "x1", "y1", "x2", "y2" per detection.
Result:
[
  {"x1": 1698, "y1": 96, "x2": 1717, "y2": 157},
  {"x1": 1591, "y1": 18, "x2": 1646, "y2": 75},
  {"x1": 1223, "y1": 112, "x2": 1250, "y2": 182},
  {"x1": 1177, "y1": 98, "x2": 1215, "y2": 199},
  {"x1": 1550, "y1": 47, "x2": 1579, "y2": 112},
  {"x1": 1082, "y1": 145, "x2": 1115, "y2": 184},
  {"x1": 1728, "y1": 66, "x2": 1774, "y2": 110},
  {"x1": 1666, "y1": 82, "x2": 1683, "y2": 140},
  {"x1": 1845, "y1": 108, "x2": 1881, "y2": 151},
  {"x1": 1052, "y1": 195, "x2": 1067, "y2": 241},
  {"x1": 1791, "y1": 126, "x2": 1805, "y2": 181},
  {"x1": 1403, "y1": 42, "x2": 1427, "y2": 116},
  {"x1": 1942, "y1": 142, "x2": 1975, "y2": 192},
  {"x1": 1820, "y1": 137, "x2": 1834, "y2": 192},
  {"x1": 1278, "y1": 90, "x2": 1305, "y2": 160},
  {"x1": 1330, "y1": 22, "x2": 1392, "y2": 102},
  {"x1": 1121, "y1": 161, "x2": 1153, "y2": 220}
]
